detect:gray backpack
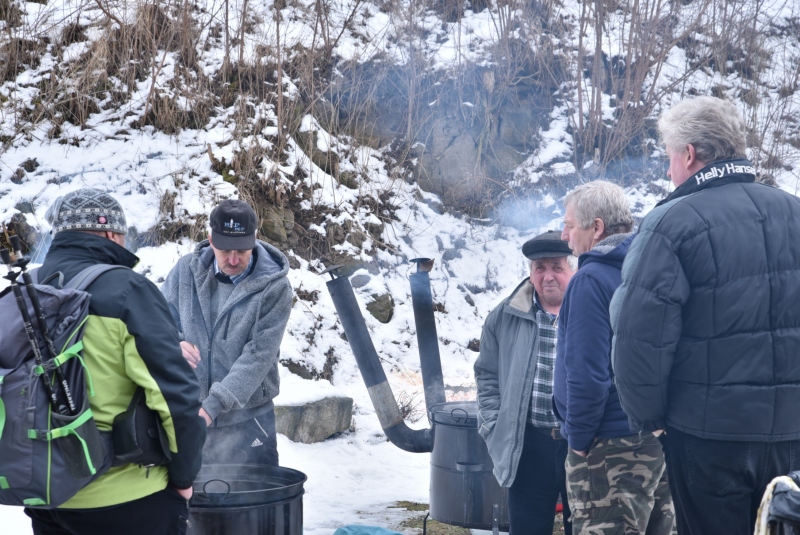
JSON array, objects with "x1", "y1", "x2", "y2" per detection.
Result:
[{"x1": 0, "y1": 265, "x2": 123, "y2": 507}]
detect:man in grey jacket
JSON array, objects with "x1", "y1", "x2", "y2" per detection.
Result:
[
  {"x1": 474, "y1": 230, "x2": 575, "y2": 535},
  {"x1": 162, "y1": 199, "x2": 292, "y2": 466}
]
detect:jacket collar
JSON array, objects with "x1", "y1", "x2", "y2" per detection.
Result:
[
  {"x1": 657, "y1": 158, "x2": 756, "y2": 207},
  {"x1": 47, "y1": 231, "x2": 139, "y2": 268},
  {"x1": 188, "y1": 239, "x2": 289, "y2": 331},
  {"x1": 507, "y1": 279, "x2": 534, "y2": 313}
]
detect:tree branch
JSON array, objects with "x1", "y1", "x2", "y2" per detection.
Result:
[{"x1": 93, "y1": 0, "x2": 124, "y2": 28}]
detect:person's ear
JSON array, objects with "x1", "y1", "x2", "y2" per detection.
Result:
[
  {"x1": 105, "y1": 231, "x2": 125, "y2": 247},
  {"x1": 592, "y1": 218, "x2": 605, "y2": 241},
  {"x1": 685, "y1": 144, "x2": 696, "y2": 166},
  {"x1": 208, "y1": 233, "x2": 213, "y2": 246}
]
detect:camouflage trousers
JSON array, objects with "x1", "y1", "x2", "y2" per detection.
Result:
[{"x1": 565, "y1": 433, "x2": 676, "y2": 535}]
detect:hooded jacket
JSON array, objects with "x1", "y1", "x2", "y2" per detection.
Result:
[
  {"x1": 36, "y1": 232, "x2": 205, "y2": 508},
  {"x1": 475, "y1": 279, "x2": 549, "y2": 487},
  {"x1": 553, "y1": 233, "x2": 633, "y2": 452},
  {"x1": 611, "y1": 159, "x2": 800, "y2": 441},
  {"x1": 161, "y1": 240, "x2": 292, "y2": 427}
]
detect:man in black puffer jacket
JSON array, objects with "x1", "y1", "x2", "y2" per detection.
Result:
[{"x1": 610, "y1": 96, "x2": 800, "y2": 535}]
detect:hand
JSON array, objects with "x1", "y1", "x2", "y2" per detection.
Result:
[
  {"x1": 653, "y1": 429, "x2": 665, "y2": 437},
  {"x1": 572, "y1": 449, "x2": 589, "y2": 458},
  {"x1": 199, "y1": 408, "x2": 212, "y2": 426},
  {"x1": 174, "y1": 486, "x2": 193, "y2": 500},
  {"x1": 180, "y1": 341, "x2": 201, "y2": 369}
]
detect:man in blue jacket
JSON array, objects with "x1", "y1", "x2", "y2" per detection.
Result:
[
  {"x1": 611, "y1": 96, "x2": 800, "y2": 535},
  {"x1": 555, "y1": 181, "x2": 674, "y2": 534}
]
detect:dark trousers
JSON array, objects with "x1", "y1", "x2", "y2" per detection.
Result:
[
  {"x1": 664, "y1": 426, "x2": 800, "y2": 535},
  {"x1": 25, "y1": 487, "x2": 189, "y2": 535},
  {"x1": 203, "y1": 409, "x2": 279, "y2": 466},
  {"x1": 508, "y1": 424, "x2": 573, "y2": 535}
]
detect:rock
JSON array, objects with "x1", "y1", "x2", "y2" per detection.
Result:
[
  {"x1": 326, "y1": 222, "x2": 346, "y2": 245},
  {"x1": 287, "y1": 254, "x2": 301, "y2": 269},
  {"x1": 346, "y1": 230, "x2": 368, "y2": 248},
  {"x1": 365, "y1": 221, "x2": 384, "y2": 238},
  {"x1": 442, "y1": 248, "x2": 461, "y2": 261},
  {"x1": 350, "y1": 273, "x2": 371, "y2": 288},
  {"x1": 21, "y1": 158, "x2": 39, "y2": 173},
  {"x1": 297, "y1": 130, "x2": 340, "y2": 177},
  {"x1": 2, "y1": 212, "x2": 38, "y2": 254},
  {"x1": 11, "y1": 168, "x2": 25, "y2": 184},
  {"x1": 275, "y1": 396, "x2": 353, "y2": 443},
  {"x1": 14, "y1": 201, "x2": 34, "y2": 214},
  {"x1": 259, "y1": 204, "x2": 287, "y2": 244},
  {"x1": 282, "y1": 360, "x2": 314, "y2": 380},
  {"x1": 282, "y1": 208, "x2": 294, "y2": 230},
  {"x1": 339, "y1": 171, "x2": 358, "y2": 189},
  {"x1": 366, "y1": 292, "x2": 394, "y2": 323}
]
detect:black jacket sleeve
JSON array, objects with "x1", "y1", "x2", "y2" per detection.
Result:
[{"x1": 120, "y1": 277, "x2": 206, "y2": 489}]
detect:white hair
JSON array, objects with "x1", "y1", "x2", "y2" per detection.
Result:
[
  {"x1": 527, "y1": 255, "x2": 578, "y2": 272},
  {"x1": 564, "y1": 181, "x2": 633, "y2": 236},
  {"x1": 658, "y1": 96, "x2": 747, "y2": 163}
]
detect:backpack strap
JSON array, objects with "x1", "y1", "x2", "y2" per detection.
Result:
[
  {"x1": 65, "y1": 265, "x2": 129, "y2": 292},
  {"x1": 29, "y1": 268, "x2": 65, "y2": 289}
]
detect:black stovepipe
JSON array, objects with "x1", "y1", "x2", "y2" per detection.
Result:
[
  {"x1": 408, "y1": 258, "x2": 446, "y2": 410},
  {"x1": 325, "y1": 267, "x2": 433, "y2": 453}
]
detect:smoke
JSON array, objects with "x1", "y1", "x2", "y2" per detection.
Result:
[{"x1": 491, "y1": 193, "x2": 563, "y2": 232}]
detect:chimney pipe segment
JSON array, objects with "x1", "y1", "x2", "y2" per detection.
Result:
[
  {"x1": 408, "y1": 258, "x2": 446, "y2": 410},
  {"x1": 324, "y1": 266, "x2": 433, "y2": 453}
]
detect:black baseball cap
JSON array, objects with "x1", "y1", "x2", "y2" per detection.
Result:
[
  {"x1": 210, "y1": 200, "x2": 257, "y2": 250},
  {"x1": 522, "y1": 230, "x2": 571, "y2": 260}
]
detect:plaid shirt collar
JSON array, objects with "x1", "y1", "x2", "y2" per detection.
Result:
[{"x1": 533, "y1": 292, "x2": 558, "y2": 324}]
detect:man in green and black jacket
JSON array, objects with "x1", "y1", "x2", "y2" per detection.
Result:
[{"x1": 25, "y1": 188, "x2": 206, "y2": 535}]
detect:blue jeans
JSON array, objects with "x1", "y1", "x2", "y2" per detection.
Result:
[
  {"x1": 508, "y1": 424, "x2": 572, "y2": 535},
  {"x1": 664, "y1": 426, "x2": 800, "y2": 535}
]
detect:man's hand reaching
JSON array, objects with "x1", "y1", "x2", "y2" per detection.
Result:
[
  {"x1": 180, "y1": 341, "x2": 201, "y2": 369},
  {"x1": 199, "y1": 408, "x2": 212, "y2": 426}
]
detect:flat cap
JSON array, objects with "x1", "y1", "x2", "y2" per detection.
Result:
[{"x1": 522, "y1": 230, "x2": 571, "y2": 260}]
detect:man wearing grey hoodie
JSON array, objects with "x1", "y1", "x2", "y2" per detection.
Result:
[{"x1": 162, "y1": 199, "x2": 293, "y2": 466}]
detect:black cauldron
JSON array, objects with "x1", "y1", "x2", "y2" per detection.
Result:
[
  {"x1": 189, "y1": 464, "x2": 306, "y2": 535},
  {"x1": 429, "y1": 401, "x2": 510, "y2": 531}
]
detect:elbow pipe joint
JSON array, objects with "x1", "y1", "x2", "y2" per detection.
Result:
[{"x1": 325, "y1": 266, "x2": 433, "y2": 453}]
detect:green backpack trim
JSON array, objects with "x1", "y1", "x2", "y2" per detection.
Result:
[
  {"x1": 33, "y1": 341, "x2": 96, "y2": 398},
  {"x1": 28, "y1": 409, "x2": 99, "y2": 476}
]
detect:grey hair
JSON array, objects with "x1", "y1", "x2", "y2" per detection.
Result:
[
  {"x1": 527, "y1": 255, "x2": 578, "y2": 272},
  {"x1": 658, "y1": 96, "x2": 747, "y2": 163},
  {"x1": 564, "y1": 181, "x2": 634, "y2": 236}
]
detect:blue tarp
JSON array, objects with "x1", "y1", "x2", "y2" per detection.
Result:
[{"x1": 333, "y1": 526, "x2": 403, "y2": 535}]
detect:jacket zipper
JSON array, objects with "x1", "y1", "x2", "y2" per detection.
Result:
[
  {"x1": 223, "y1": 313, "x2": 232, "y2": 340},
  {"x1": 207, "y1": 330, "x2": 214, "y2": 427}
]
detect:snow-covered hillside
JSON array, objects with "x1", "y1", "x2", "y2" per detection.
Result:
[{"x1": 2, "y1": 0, "x2": 800, "y2": 532}]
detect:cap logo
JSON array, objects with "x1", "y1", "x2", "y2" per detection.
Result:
[{"x1": 223, "y1": 218, "x2": 247, "y2": 234}]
